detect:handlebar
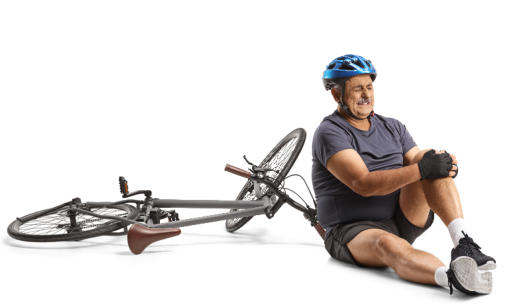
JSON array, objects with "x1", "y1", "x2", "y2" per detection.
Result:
[
  {"x1": 224, "y1": 164, "x2": 252, "y2": 179},
  {"x1": 314, "y1": 223, "x2": 326, "y2": 239}
]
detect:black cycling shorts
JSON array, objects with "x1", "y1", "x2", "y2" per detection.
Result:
[{"x1": 324, "y1": 206, "x2": 434, "y2": 266}]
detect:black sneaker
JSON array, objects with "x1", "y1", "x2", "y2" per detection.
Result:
[
  {"x1": 447, "y1": 257, "x2": 492, "y2": 295},
  {"x1": 451, "y1": 231, "x2": 496, "y2": 270}
]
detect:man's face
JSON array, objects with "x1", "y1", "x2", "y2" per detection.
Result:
[{"x1": 341, "y1": 74, "x2": 374, "y2": 118}]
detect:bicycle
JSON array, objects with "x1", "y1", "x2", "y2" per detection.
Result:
[{"x1": 7, "y1": 128, "x2": 325, "y2": 254}]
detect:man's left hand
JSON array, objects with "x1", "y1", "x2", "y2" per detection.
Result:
[{"x1": 438, "y1": 150, "x2": 458, "y2": 178}]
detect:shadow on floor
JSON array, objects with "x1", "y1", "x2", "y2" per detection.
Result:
[
  {"x1": 3, "y1": 227, "x2": 323, "y2": 253},
  {"x1": 325, "y1": 257, "x2": 480, "y2": 300}
]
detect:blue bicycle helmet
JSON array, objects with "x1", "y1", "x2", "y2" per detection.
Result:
[{"x1": 322, "y1": 54, "x2": 376, "y2": 90}]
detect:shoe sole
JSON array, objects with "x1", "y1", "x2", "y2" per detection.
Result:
[
  {"x1": 478, "y1": 261, "x2": 496, "y2": 271},
  {"x1": 451, "y1": 256, "x2": 492, "y2": 294}
]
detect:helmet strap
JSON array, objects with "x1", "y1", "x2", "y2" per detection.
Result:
[{"x1": 338, "y1": 100, "x2": 374, "y2": 120}]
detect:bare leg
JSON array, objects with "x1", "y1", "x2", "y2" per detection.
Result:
[
  {"x1": 396, "y1": 149, "x2": 494, "y2": 293},
  {"x1": 348, "y1": 148, "x2": 462, "y2": 285},
  {"x1": 421, "y1": 178, "x2": 463, "y2": 226},
  {"x1": 344, "y1": 150, "x2": 488, "y2": 290},
  {"x1": 347, "y1": 229, "x2": 444, "y2": 285},
  {"x1": 400, "y1": 149, "x2": 463, "y2": 227}
]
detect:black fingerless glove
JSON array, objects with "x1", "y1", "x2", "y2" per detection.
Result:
[{"x1": 418, "y1": 149, "x2": 453, "y2": 180}]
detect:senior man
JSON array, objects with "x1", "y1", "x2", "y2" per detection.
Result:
[{"x1": 311, "y1": 54, "x2": 496, "y2": 295}]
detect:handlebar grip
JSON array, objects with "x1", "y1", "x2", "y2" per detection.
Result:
[
  {"x1": 224, "y1": 164, "x2": 251, "y2": 179},
  {"x1": 314, "y1": 223, "x2": 326, "y2": 240}
]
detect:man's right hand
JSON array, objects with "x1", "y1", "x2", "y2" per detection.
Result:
[{"x1": 417, "y1": 149, "x2": 453, "y2": 180}]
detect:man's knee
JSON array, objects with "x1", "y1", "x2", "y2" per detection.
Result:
[{"x1": 375, "y1": 233, "x2": 412, "y2": 266}]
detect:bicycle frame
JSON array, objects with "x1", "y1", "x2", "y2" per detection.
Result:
[
  {"x1": 80, "y1": 197, "x2": 271, "y2": 229},
  {"x1": 150, "y1": 197, "x2": 272, "y2": 229},
  {"x1": 114, "y1": 171, "x2": 325, "y2": 254}
]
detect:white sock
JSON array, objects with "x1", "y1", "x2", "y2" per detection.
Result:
[
  {"x1": 434, "y1": 266, "x2": 449, "y2": 288},
  {"x1": 447, "y1": 218, "x2": 467, "y2": 248}
]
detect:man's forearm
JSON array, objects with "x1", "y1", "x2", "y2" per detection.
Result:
[{"x1": 354, "y1": 164, "x2": 421, "y2": 197}]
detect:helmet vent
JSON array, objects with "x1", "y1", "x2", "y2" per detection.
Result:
[
  {"x1": 327, "y1": 63, "x2": 336, "y2": 69},
  {"x1": 338, "y1": 63, "x2": 356, "y2": 71},
  {"x1": 353, "y1": 59, "x2": 365, "y2": 69}
]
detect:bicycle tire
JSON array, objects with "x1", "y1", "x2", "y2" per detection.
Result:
[
  {"x1": 7, "y1": 202, "x2": 139, "y2": 242},
  {"x1": 225, "y1": 128, "x2": 306, "y2": 232}
]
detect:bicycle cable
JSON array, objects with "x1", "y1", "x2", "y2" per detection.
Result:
[
  {"x1": 283, "y1": 187, "x2": 311, "y2": 208},
  {"x1": 282, "y1": 173, "x2": 317, "y2": 208}
]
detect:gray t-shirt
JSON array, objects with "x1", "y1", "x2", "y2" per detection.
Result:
[{"x1": 311, "y1": 110, "x2": 417, "y2": 232}]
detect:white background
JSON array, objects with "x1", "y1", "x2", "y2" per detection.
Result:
[{"x1": 1, "y1": 0, "x2": 514, "y2": 307}]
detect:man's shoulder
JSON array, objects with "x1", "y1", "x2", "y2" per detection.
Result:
[
  {"x1": 373, "y1": 113, "x2": 407, "y2": 130},
  {"x1": 374, "y1": 113, "x2": 402, "y2": 125},
  {"x1": 314, "y1": 112, "x2": 351, "y2": 138}
]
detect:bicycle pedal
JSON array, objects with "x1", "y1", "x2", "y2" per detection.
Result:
[
  {"x1": 167, "y1": 210, "x2": 180, "y2": 222},
  {"x1": 119, "y1": 176, "x2": 129, "y2": 196}
]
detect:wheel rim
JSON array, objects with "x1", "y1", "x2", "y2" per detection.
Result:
[
  {"x1": 227, "y1": 129, "x2": 305, "y2": 227},
  {"x1": 263, "y1": 135, "x2": 300, "y2": 183}
]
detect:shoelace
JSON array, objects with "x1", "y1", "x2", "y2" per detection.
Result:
[
  {"x1": 461, "y1": 231, "x2": 482, "y2": 251},
  {"x1": 447, "y1": 269, "x2": 458, "y2": 295}
]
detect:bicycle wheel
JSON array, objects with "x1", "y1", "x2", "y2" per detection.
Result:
[
  {"x1": 225, "y1": 128, "x2": 306, "y2": 232},
  {"x1": 7, "y1": 201, "x2": 139, "y2": 242}
]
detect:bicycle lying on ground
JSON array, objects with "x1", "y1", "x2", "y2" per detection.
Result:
[{"x1": 7, "y1": 128, "x2": 325, "y2": 254}]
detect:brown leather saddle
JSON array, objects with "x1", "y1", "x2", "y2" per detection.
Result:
[{"x1": 127, "y1": 224, "x2": 181, "y2": 254}]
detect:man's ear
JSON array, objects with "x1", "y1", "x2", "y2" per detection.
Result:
[{"x1": 330, "y1": 87, "x2": 342, "y2": 102}]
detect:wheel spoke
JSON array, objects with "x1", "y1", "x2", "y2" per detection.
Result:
[
  {"x1": 17, "y1": 206, "x2": 131, "y2": 236},
  {"x1": 226, "y1": 129, "x2": 305, "y2": 230}
]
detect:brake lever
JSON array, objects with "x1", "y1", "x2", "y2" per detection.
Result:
[
  {"x1": 243, "y1": 155, "x2": 257, "y2": 168},
  {"x1": 243, "y1": 154, "x2": 280, "y2": 178},
  {"x1": 252, "y1": 167, "x2": 279, "y2": 174}
]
